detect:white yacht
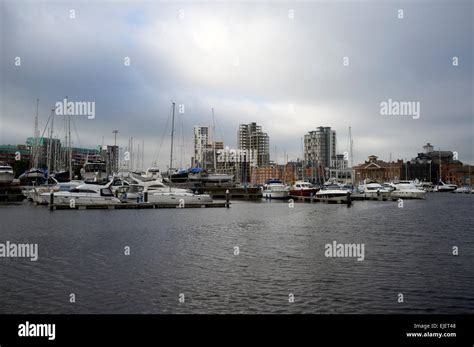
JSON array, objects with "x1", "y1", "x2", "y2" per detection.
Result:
[
  {"x1": 390, "y1": 183, "x2": 426, "y2": 199},
  {"x1": 435, "y1": 181, "x2": 457, "y2": 192},
  {"x1": 126, "y1": 176, "x2": 212, "y2": 205},
  {"x1": 40, "y1": 181, "x2": 120, "y2": 205},
  {"x1": 34, "y1": 181, "x2": 83, "y2": 204},
  {"x1": 316, "y1": 185, "x2": 351, "y2": 203},
  {"x1": 359, "y1": 182, "x2": 391, "y2": 199},
  {"x1": 0, "y1": 162, "x2": 14, "y2": 185},
  {"x1": 80, "y1": 160, "x2": 107, "y2": 181},
  {"x1": 453, "y1": 186, "x2": 471, "y2": 194},
  {"x1": 262, "y1": 180, "x2": 290, "y2": 199}
]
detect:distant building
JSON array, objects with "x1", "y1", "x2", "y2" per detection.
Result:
[
  {"x1": 100, "y1": 145, "x2": 119, "y2": 175},
  {"x1": 304, "y1": 126, "x2": 336, "y2": 178},
  {"x1": 353, "y1": 155, "x2": 404, "y2": 183},
  {"x1": 329, "y1": 154, "x2": 353, "y2": 182},
  {"x1": 237, "y1": 122, "x2": 270, "y2": 184},
  {"x1": 26, "y1": 137, "x2": 61, "y2": 169},
  {"x1": 193, "y1": 126, "x2": 212, "y2": 167},
  {"x1": 406, "y1": 143, "x2": 463, "y2": 183}
]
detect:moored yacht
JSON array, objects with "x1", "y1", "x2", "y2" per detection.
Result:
[
  {"x1": 390, "y1": 183, "x2": 426, "y2": 199},
  {"x1": 126, "y1": 175, "x2": 212, "y2": 205},
  {"x1": 40, "y1": 180, "x2": 120, "y2": 205},
  {"x1": 358, "y1": 182, "x2": 391, "y2": 199},
  {"x1": 0, "y1": 162, "x2": 14, "y2": 185},
  {"x1": 289, "y1": 181, "x2": 319, "y2": 197},
  {"x1": 315, "y1": 184, "x2": 351, "y2": 203},
  {"x1": 262, "y1": 179, "x2": 290, "y2": 199},
  {"x1": 435, "y1": 181, "x2": 457, "y2": 192}
]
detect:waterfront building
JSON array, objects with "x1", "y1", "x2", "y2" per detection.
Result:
[
  {"x1": 405, "y1": 143, "x2": 464, "y2": 183},
  {"x1": 237, "y1": 122, "x2": 270, "y2": 184},
  {"x1": 353, "y1": 155, "x2": 404, "y2": 183},
  {"x1": 304, "y1": 126, "x2": 336, "y2": 179}
]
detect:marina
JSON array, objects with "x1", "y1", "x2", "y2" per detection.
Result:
[{"x1": 1, "y1": 192, "x2": 472, "y2": 314}]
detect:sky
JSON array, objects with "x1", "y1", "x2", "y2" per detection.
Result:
[{"x1": 0, "y1": 0, "x2": 472, "y2": 170}]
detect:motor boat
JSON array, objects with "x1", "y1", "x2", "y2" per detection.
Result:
[
  {"x1": 358, "y1": 182, "x2": 391, "y2": 199},
  {"x1": 80, "y1": 160, "x2": 107, "y2": 182},
  {"x1": 34, "y1": 180, "x2": 83, "y2": 204},
  {"x1": 435, "y1": 181, "x2": 457, "y2": 192},
  {"x1": 390, "y1": 183, "x2": 426, "y2": 199},
  {"x1": 126, "y1": 176, "x2": 212, "y2": 205},
  {"x1": 315, "y1": 184, "x2": 351, "y2": 203},
  {"x1": 39, "y1": 180, "x2": 120, "y2": 205},
  {"x1": 262, "y1": 179, "x2": 290, "y2": 199},
  {"x1": 453, "y1": 186, "x2": 471, "y2": 194},
  {"x1": 289, "y1": 181, "x2": 319, "y2": 197},
  {"x1": 0, "y1": 162, "x2": 14, "y2": 185},
  {"x1": 19, "y1": 168, "x2": 46, "y2": 186}
]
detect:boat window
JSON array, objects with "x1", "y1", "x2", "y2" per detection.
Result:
[{"x1": 100, "y1": 188, "x2": 113, "y2": 197}]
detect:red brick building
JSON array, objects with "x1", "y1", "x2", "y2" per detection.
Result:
[{"x1": 353, "y1": 155, "x2": 404, "y2": 183}]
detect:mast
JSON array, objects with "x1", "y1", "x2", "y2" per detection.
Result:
[
  {"x1": 67, "y1": 96, "x2": 72, "y2": 180},
  {"x1": 212, "y1": 108, "x2": 217, "y2": 172},
  {"x1": 32, "y1": 98, "x2": 40, "y2": 169},
  {"x1": 169, "y1": 102, "x2": 175, "y2": 188},
  {"x1": 48, "y1": 107, "x2": 55, "y2": 173}
]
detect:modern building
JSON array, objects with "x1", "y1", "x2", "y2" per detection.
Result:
[
  {"x1": 304, "y1": 126, "x2": 336, "y2": 178},
  {"x1": 193, "y1": 126, "x2": 212, "y2": 168},
  {"x1": 237, "y1": 122, "x2": 270, "y2": 184}
]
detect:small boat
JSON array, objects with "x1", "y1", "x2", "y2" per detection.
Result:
[
  {"x1": 452, "y1": 186, "x2": 471, "y2": 194},
  {"x1": 435, "y1": 181, "x2": 457, "y2": 192},
  {"x1": 358, "y1": 182, "x2": 391, "y2": 199},
  {"x1": 315, "y1": 185, "x2": 351, "y2": 203},
  {"x1": 0, "y1": 162, "x2": 14, "y2": 185},
  {"x1": 40, "y1": 180, "x2": 121, "y2": 205},
  {"x1": 390, "y1": 183, "x2": 426, "y2": 199},
  {"x1": 289, "y1": 181, "x2": 319, "y2": 197},
  {"x1": 34, "y1": 180, "x2": 83, "y2": 204},
  {"x1": 262, "y1": 179, "x2": 290, "y2": 199},
  {"x1": 126, "y1": 176, "x2": 212, "y2": 205}
]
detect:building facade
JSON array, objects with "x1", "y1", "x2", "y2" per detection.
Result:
[
  {"x1": 353, "y1": 155, "x2": 404, "y2": 183},
  {"x1": 237, "y1": 122, "x2": 270, "y2": 184},
  {"x1": 304, "y1": 126, "x2": 336, "y2": 177}
]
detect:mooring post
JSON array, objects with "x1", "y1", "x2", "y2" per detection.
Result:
[
  {"x1": 346, "y1": 191, "x2": 352, "y2": 207},
  {"x1": 225, "y1": 189, "x2": 230, "y2": 208},
  {"x1": 49, "y1": 190, "x2": 54, "y2": 211},
  {"x1": 144, "y1": 189, "x2": 148, "y2": 203}
]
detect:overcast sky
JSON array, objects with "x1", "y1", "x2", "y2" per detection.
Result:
[{"x1": 1, "y1": 0, "x2": 472, "y2": 169}]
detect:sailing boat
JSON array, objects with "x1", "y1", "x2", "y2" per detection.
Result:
[{"x1": 143, "y1": 102, "x2": 212, "y2": 204}]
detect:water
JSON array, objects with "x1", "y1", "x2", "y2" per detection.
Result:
[{"x1": 0, "y1": 194, "x2": 473, "y2": 314}]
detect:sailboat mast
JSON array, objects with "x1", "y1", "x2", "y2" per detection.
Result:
[
  {"x1": 212, "y1": 108, "x2": 216, "y2": 172},
  {"x1": 169, "y1": 102, "x2": 175, "y2": 186},
  {"x1": 67, "y1": 97, "x2": 72, "y2": 180}
]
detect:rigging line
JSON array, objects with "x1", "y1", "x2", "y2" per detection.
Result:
[
  {"x1": 32, "y1": 111, "x2": 53, "y2": 163},
  {"x1": 71, "y1": 116, "x2": 82, "y2": 149},
  {"x1": 151, "y1": 103, "x2": 172, "y2": 167}
]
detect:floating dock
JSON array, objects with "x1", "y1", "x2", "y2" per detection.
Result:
[
  {"x1": 0, "y1": 185, "x2": 25, "y2": 203},
  {"x1": 49, "y1": 201, "x2": 229, "y2": 210}
]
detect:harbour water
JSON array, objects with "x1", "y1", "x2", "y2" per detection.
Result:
[{"x1": 0, "y1": 194, "x2": 473, "y2": 314}]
